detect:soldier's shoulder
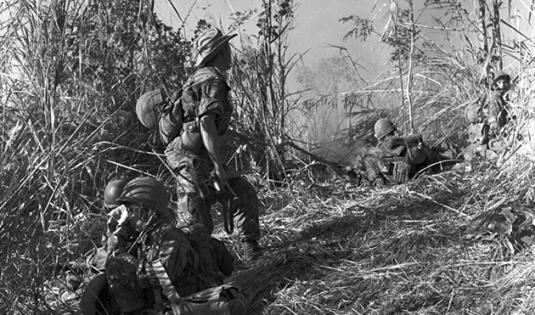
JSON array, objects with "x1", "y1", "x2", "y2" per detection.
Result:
[{"x1": 188, "y1": 67, "x2": 225, "y2": 85}]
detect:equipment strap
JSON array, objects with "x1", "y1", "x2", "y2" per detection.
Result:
[
  {"x1": 401, "y1": 138, "x2": 415, "y2": 162},
  {"x1": 152, "y1": 259, "x2": 181, "y2": 304}
]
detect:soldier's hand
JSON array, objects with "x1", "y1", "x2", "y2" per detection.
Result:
[
  {"x1": 106, "y1": 234, "x2": 119, "y2": 251},
  {"x1": 214, "y1": 166, "x2": 230, "y2": 192}
]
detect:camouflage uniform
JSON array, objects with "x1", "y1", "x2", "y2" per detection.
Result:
[
  {"x1": 161, "y1": 67, "x2": 261, "y2": 245},
  {"x1": 464, "y1": 73, "x2": 510, "y2": 160},
  {"x1": 85, "y1": 177, "x2": 236, "y2": 314},
  {"x1": 104, "y1": 206, "x2": 234, "y2": 313},
  {"x1": 376, "y1": 134, "x2": 432, "y2": 183}
]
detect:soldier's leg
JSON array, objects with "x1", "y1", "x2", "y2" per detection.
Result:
[
  {"x1": 225, "y1": 177, "x2": 261, "y2": 260},
  {"x1": 177, "y1": 156, "x2": 214, "y2": 234},
  {"x1": 227, "y1": 177, "x2": 260, "y2": 241}
]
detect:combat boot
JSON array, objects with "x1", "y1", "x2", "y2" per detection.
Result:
[{"x1": 243, "y1": 240, "x2": 261, "y2": 261}]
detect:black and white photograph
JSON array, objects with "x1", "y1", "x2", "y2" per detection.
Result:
[{"x1": 1, "y1": 0, "x2": 534, "y2": 314}]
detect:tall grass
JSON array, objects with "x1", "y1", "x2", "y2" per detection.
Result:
[{"x1": 0, "y1": 0, "x2": 189, "y2": 312}]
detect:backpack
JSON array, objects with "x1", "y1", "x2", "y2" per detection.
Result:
[
  {"x1": 159, "y1": 94, "x2": 184, "y2": 145},
  {"x1": 134, "y1": 87, "x2": 185, "y2": 146}
]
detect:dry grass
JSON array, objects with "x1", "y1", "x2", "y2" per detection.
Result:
[
  {"x1": 211, "y1": 37, "x2": 535, "y2": 313},
  {"x1": 211, "y1": 160, "x2": 534, "y2": 315}
]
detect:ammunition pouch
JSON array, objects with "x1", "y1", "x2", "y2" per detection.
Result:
[
  {"x1": 391, "y1": 160, "x2": 412, "y2": 184},
  {"x1": 382, "y1": 157, "x2": 413, "y2": 184}
]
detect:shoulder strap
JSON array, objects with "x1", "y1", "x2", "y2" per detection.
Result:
[{"x1": 151, "y1": 259, "x2": 181, "y2": 304}]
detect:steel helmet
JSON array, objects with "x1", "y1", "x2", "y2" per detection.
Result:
[
  {"x1": 374, "y1": 118, "x2": 396, "y2": 140},
  {"x1": 103, "y1": 179, "x2": 128, "y2": 209},
  {"x1": 117, "y1": 177, "x2": 170, "y2": 211},
  {"x1": 136, "y1": 89, "x2": 165, "y2": 129},
  {"x1": 493, "y1": 71, "x2": 510, "y2": 84},
  {"x1": 465, "y1": 103, "x2": 481, "y2": 123}
]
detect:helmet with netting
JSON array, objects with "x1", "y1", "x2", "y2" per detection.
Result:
[
  {"x1": 117, "y1": 177, "x2": 170, "y2": 212},
  {"x1": 374, "y1": 118, "x2": 396, "y2": 141}
]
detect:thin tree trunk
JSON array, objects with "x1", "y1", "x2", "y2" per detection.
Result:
[
  {"x1": 391, "y1": 0, "x2": 406, "y2": 132},
  {"x1": 277, "y1": 15, "x2": 285, "y2": 137},
  {"x1": 406, "y1": 0, "x2": 415, "y2": 134},
  {"x1": 478, "y1": 0, "x2": 488, "y2": 54},
  {"x1": 492, "y1": 0, "x2": 503, "y2": 70}
]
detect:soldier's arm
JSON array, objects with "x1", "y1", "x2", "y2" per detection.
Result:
[
  {"x1": 200, "y1": 113, "x2": 228, "y2": 183},
  {"x1": 379, "y1": 137, "x2": 407, "y2": 157},
  {"x1": 400, "y1": 134, "x2": 422, "y2": 144}
]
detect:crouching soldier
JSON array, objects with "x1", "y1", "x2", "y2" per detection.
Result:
[
  {"x1": 372, "y1": 118, "x2": 444, "y2": 184},
  {"x1": 81, "y1": 177, "x2": 248, "y2": 315}
]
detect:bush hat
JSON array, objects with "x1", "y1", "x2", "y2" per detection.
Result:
[{"x1": 195, "y1": 27, "x2": 237, "y2": 67}]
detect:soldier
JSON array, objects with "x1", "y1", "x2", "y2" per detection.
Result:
[
  {"x1": 81, "y1": 177, "x2": 240, "y2": 314},
  {"x1": 158, "y1": 26, "x2": 261, "y2": 261},
  {"x1": 88, "y1": 178, "x2": 129, "y2": 273},
  {"x1": 463, "y1": 71, "x2": 511, "y2": 160},
  {"x1": 486, "y1": 71, "x2": 511, "y2": 134},
  {"x1": 372, "y1": 118, "x2": 434, "y2": 184}
]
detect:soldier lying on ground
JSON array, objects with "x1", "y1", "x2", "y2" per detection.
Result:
[
  {"x1": 81, "y1": 177, "x2": 248, "y2": 315},
  {"x1": 347, "y1": 118, "x2": 455, "y2": 186}
]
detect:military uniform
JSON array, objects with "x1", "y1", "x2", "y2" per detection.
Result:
[
  {"x1": 89, "y1": 177, "x2": 236, "y2": 314},
  {"x1": 161, "y1": 67, "x2": 261, "y2": 246},
  {"x1": 376, "y1": 134, "x2": 432, "y2": 183},
  {"x1": 463, "y1": 72, "x2": 511, "y2": 160}
]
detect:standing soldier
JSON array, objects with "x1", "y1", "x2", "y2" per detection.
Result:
[
  {"x1": 159, "y1": 26, "x2": 262, "y2": 261},
  {"x1": 464, "y1": 71, "x2": 511, "y2": 160},
  {"x1": 486, "y1": 72, "x2": 511, "y2": 134}
]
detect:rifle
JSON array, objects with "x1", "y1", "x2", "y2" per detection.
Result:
[{"x1": 211, "y1": 176, "x2": 238, "y2": 235}]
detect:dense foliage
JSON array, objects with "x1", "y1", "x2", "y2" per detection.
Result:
[{"x1": 0, "y1": 0, "x2": 189, "y2": 312}]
